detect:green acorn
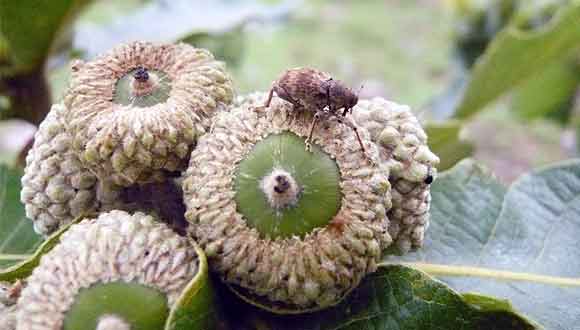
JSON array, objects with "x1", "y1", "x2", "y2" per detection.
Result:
[
  {"x1": 64, "y1": 41, "x2": 234, "y2": 186},
  {"x1": 352, "y1": 98, "x2": 439, "y2": 253},
  {"x1": 182, "y1": 93, "x2": 392, "y2": 312},
  {"x1": 16, "y1": 210, "x2": 200, "y2": 330}
]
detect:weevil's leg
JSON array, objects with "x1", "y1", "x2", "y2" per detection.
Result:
[
  {"x1": 336, "y1": 116, "x2": 366, "y2": 153},
  {"x1": 325, "y1": 81, "x2": 331, "y2": 111},
  {"x1": 276, "y1": 85, "x2": 304, "y2": 124},
  {"x1": 277, "y1": 85, "x2": 301, "y2": 110},
  {"x1": 264, "y1": 86, "x2": 275, "y2": 108},
  {"x1": 306, "y1": 111, "x2": 322, "y2": 152}
]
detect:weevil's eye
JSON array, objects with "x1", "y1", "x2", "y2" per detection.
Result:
[{"x1": 424, "y1": 175, "x2": 434, "y2": 185}]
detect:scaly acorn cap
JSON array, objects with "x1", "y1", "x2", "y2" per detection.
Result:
[
  {"x1": 0, "y1": 304, "x2": 16, "y2": 330},
  {"x1": 64, "y1": 41, "x2": 234, "y2": 186},
  {"x1": 351, "y1": 98, "x2": 440, "y2": 253},
  {"x1": 21, "y1": 104, "x2": 125, "y2": 236},
  {"x1": 182, "y1": 92, "x2": 392, "y2": 312},
  {"x1": 21, "y1": 103, "x2": 187, "y2": 236},
  {"x1": 0, "y1": 281, "x2": 19, "y2": 330},
  {"x1": 16, "y1": 210, "x2": 199, "y2": 330}
]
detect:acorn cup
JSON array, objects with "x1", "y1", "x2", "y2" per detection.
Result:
[
  {"x1": 0, "y1": 281, "x2": 19, "y2": 330},
  {"x1": 182, "y1": 92, "x2": 393, "y2": 313},
  {"x1": 20, "y1": 103, "x2": 126, "y2": 236},
  {"x1": 22, "y1": 41, "x2": 234, "y2": 236},
  {"x1": 19, "y1": 104, "x2": 187, "y2": 237},
  {"x1": 15, "y1": 210, "x2": 214, "y2": 330},
  {"x1": 351, "y1": 98, "x2": 440, "y2": 253},
  {"x1": 64, "y1": 41, "x2": 234, "y2": 187}
]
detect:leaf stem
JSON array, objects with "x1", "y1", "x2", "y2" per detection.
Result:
[
  {"x1": 399, "y1": 262, "x2": 580, "y2": 287},
  {"x1": 0, "y1": 254, "x2": 31, "y2": 261}
]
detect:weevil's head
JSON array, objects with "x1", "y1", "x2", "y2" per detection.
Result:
[{"x1": 328, "y1": 80, "x2": 358, "y2": 115}]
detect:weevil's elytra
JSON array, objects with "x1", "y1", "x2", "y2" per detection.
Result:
[{"x1": 264, "y1": 67, "x2": 366, "y2": 154}]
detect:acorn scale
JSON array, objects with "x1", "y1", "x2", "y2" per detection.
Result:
[
  {"x1": 16, "y1": 210, "x2": 199, "y2": 330},
  {"x1": 351, "y1": 98, "x2": 440, "y2": 253},
  {"x1": 182, "y1": 92, "x2": 392, "y2": 312},
  {"x1": 0, "y1": 281, "x2": 19, "y2": 330},
  {"x1": 64, "y1": 41, "x2": 234, "y2": 186}
]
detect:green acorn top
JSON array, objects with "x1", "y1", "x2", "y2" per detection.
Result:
[
  {"x1": 64, "y1": 41, "x2": 234, "y2": 186},
  {"x1": 16, "y1": 210, "x2": 199, "y2": 330},
  {"x1": 182, "y1": 92, "x2": 392, "y2": 312}
]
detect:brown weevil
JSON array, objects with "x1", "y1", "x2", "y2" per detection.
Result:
[{"x1": 264, "y1": 67, "x2": 365, "y2": 153}]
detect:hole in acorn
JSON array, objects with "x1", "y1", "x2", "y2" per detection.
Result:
[
  {"x1": 133, "y1": 66, "x2": 149, "y2": 82},
  {"x1": 260, "y1": 169, "x2": 301, "y2": 210},
  {"x1": 274, "y1": 175, "x2": 290, "y2": 194}
]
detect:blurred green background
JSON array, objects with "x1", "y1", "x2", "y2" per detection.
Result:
[{"x1": 1, "y1": 0, "x2": 579, "y2": 182}]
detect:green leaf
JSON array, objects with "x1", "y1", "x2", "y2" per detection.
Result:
[
  {"x1": 512, "y1": 58, "x2": 580, "y2": 123},
  {"x1": 165, "y1": 243, "x2": 218, "y2": 330},
  {"x1": 0, "y1": 0, "x2": 91, "y2": 74},
  {"x1": 179, "y1": 28, "x2": 246, "y2": 67},
  {"x1": 216, "y1": 264, "x2": 535, "y2": 330},
  {"x1": 0, "y1": 165, "x2": 41, "y2": 269},
  {"x1": 0, "y1": 28, "x2": 9, "y2": 65},
  {"x1": 455, "y1": 2, "x2": 580, "y2": 118},
  {"x1": 397, "y1": 158, "x2": 580, "y2": 330},
  {"x1": 0, "y1": 214, "x2": 82, "y2": 282},
  {"x1": 425, "y1": 121, "x2": 474, "y2": 171}
]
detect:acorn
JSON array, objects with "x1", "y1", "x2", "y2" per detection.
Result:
[
  {"x1": 351, "y1": 98, "x2": 440, "y2": 253},
  {"x1": 21, "y1": 104, "x2": 187, "y2": 236},
  {"x1": 64, "y1": 41, "x2": 234, "y2": 186},
  {"x1": 16, "y1": 210, "x2": 200, "y2": 330},
  {"x1": 20, "y1": 104, "x2": 125, "y2": 236},
  {"x1": 182, "y1": 93, "x2": 392, "y2": 312}
]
